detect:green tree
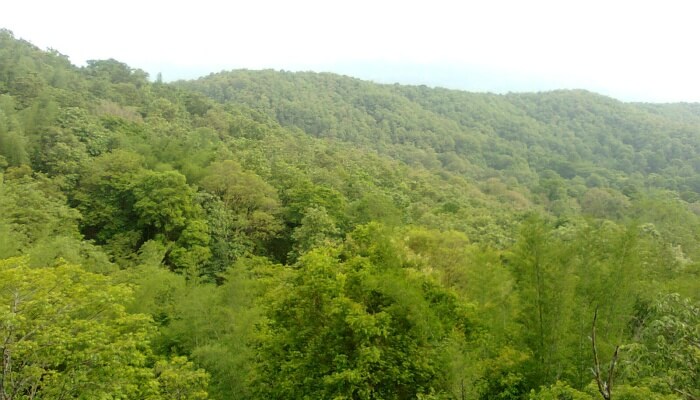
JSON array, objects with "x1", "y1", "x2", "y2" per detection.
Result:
[
  {"x1": 567, "y1": 222, "x2": 648, "y2": 388},
  {"x1": 0, "y1": 257, "x2": 208, "y2": 399},
  {"x1": 0, "y1": 167, "x2": 113, "y2": 271},
  {"x1": 288, "y1": 205, "x2": 341, "y2": 261},
  {"x1": 154, "y1": 357, "x2": 209, "y2": 400},
  {"x1": 623, "y1": 294, "x2": 699, "y2": 400},
  {"x1": 73, "y1": 150, "x2": 143, "y2": 245},
  {"x1": 75, "y1": 154, "x2": 210, "y2": 272},
  {"x1": 132, "y1": 170, "x2": 211, "y2": 274},
  {"x1": 529, "y1": 381, "x2": 591, "y2": 400},
  {"x1": 508, "y1": 216, "x2": 578, "y2": 387},
  {"x1": 199, "y1": 160, "x2": 282, "y2": 255},
  {"x1": 251, "y1": 228, "x2": 474, "y2": 399},
  {"x1": 579, "y1": 188, "x2": 630, "y2": 219},
  {"x1": 0, "y1": 96, "x2": 28, "y2": 167}
]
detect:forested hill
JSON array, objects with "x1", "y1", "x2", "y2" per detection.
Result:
[
  {"x1": 1, "y1": 29, "x2": 699, "y2": 399},
  {"x1": 179, "y1": 70, "x2": 700, "y2": 191}
]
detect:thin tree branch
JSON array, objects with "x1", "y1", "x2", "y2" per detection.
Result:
[
  {"x1": 592, "y1": 307, "x2": 619, "y2": 400},
  {"x1": 592, "y1": 307, "x2": 607, "y2": 400}
]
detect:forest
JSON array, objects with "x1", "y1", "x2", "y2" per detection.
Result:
[{"x1": 0, "y1": 29, "x2": 698, "y2": 399}]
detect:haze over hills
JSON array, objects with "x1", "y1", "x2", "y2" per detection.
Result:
[
  {"x1": 1, "y1": 29, "x2": 699, "y2": 399},
  {"x1": 128, "y1": 62, "x2": 596, "y2": 100},
  {"x1": 5, "y1": 0, "x2": 700, "y2": 103},
  {"x1": 96, "y1": 60, "x2": 699, "y2": 104}
]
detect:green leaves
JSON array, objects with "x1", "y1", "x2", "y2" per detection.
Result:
[
  {"x1": 133, "y1": 170, "x2": 193, "y2": 235},
  {"x1": 199, "y1": 160, "x2": 282, "y2": 255},
  {"x1": 3, "y1": 32, "x2": 700, "y2": 400},
  {"x1": 0, "y1": 257, "x2": 209, "y2": 399},
  {"x1": 74, "y1": 153, "x2": 211, "y2": 273},
  {"x1": 251, "y1": 226, "x2": 475, "y2": 399},
  {"x1": 155, "y1": 357, "x2": 210, "y2": 400},
  {"x1": 622, "y1": 294, "x2": 699, "y2": 400}
]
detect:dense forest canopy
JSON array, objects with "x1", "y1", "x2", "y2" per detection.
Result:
[{"x1": 0, "y1": 29, "x2": 698, "y2": 399}]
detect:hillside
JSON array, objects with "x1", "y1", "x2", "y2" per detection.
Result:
[
  {"x1": 180, "y1": 70, "x2": 700, "y2": 189},
  {"x1": 1, "y1": 29, "x2": 699, "y2": 399}
]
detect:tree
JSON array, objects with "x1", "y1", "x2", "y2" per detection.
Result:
[
  {"x1": 0, "y1": 257, "x2": 209, "y2": 399},
  {"x1": 349, "y1": 191, "x2": 403, "y2": 227},
  {"x1": 251, "y1": 227, "x2": 474, "y2": 399},
  {"x1": 154, "y1": 357, "x2": 209, "y2": 400},
  {"x1": 591, "y1": 309, "x2": 620, "y2": 400},
  {"x1": 73, "y1": 150, "x2": 144, "y2": 246},
  {"x1": 580, "y1": 188, "x2": 630, "y2": 219},
  {"x1": 623, "y1": 294, "x2": 699, "y2": 400},
  {"x1": 84, "y1": 59, "x2": 149, "y2": 87},
  {"x1": 0, "y1": 167, "x2": 110, "y2": 270},
  {"x1": 0, "y1": 96, "x2": 28, "y2": 167},
  {"x1": 507, "y1": 215, "x2": 578, "y2": 387},
  {"x1": 75, "y1": 155, "x2": 211, "y2": 273},
  {"x1": 133, "y1": 257, "x2": 280, "y2": 399},
  {"x1": 288, "y1": 205, "x2": 340, "y2": 261},
  {"x1": 31, "y1": 126, "x2": 88, "y2": 184},
  {"x1": 529, "y1": 381, "x2": 591, "y2": 400},
  {"x1": 133, "y1": 171, "x2": 194, "y2": 238},
  {"x1": 567, "y1": 221, "x2": 648, "y2": 388},
  {"x1": 199, "y1": 160, "x2": 282, "y2": 255},
  {"x1": 132, "y1": 170, "x2": 211, "y2": 274}
]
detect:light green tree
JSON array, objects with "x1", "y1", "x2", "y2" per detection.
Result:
[
  {"x1": 252, "y1": 225, "x2": 474, "y2": 399},
  {"x1": 0, "y1": 257, "x2": 209, "y2": 399},
  {"x1": 199, "y1": 160, "x2": 282, "y2": 256},
  {"x1": 288, "y1": 205, "x2": 340, "y2": 261},
  {"x1": 508, "y1": 215, "x2": 578, "y2": 386},
  {"x1": 622, "y1": 294, "x2": 699, "y2": 400}
]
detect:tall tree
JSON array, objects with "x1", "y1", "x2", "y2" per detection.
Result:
[
  {"x1": 508, "y1": 216, "x2": 578, "y2": 386},
  {"x1": 251, "y1": 227, "x2": 473, "y2": 399},
  {"x1": 0, "y1": 257, "x2": 209, "y2": 399}
]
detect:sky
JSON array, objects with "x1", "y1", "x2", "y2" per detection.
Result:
[{"x1": 2, "y1": 0, "x2": 700, "y2": 103}]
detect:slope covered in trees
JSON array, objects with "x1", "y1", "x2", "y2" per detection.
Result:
[
  {"x1": 1, "y1": 29, "x2": 698, "y2": 399},
  {"x1": 180, "y1": 70, "x2": 700, "y2": 192}
]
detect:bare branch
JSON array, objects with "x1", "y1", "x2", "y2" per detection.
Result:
[
  {"x1": 606, "y1": 345, "x2": 620, "y2": 397},
  {"x1": 592, "y1": 308, "x2": 607, "y2": 400},
  {"x1": 592, "y1": 307, "x2": 619, "y2": 400},
  {"x1": 673, "y1": 388, "x2": 700, "y2": 400}
]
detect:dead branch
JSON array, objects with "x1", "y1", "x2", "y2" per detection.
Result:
[{"x1": 592, "y1": 307, "x2": 620, "y2": 400}]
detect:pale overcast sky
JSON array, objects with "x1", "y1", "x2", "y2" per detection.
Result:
[{"x1": 2, "y1": 0, "x2": 699, "y2": 102}]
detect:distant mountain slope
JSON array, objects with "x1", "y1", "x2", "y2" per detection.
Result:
[{"x1": 179, "y1": 70, "x2": 700, "y2": 194}]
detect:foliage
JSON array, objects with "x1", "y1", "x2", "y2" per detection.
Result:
[
  {"x1": 622, "y1": 294, "x2": 699, "y2": 400},
  {"x1": 0, "y1": 257, "x2": 208, "y2": 399},
  {"x1": 1, "y1": 30, "x2": 699, "y2": 399},
  {"x1": 529, "y1": 381, "x2": 592, "y2": 400},
  {"x1": 251, "y1": 234, "x2": 474, "y2": 399}
]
